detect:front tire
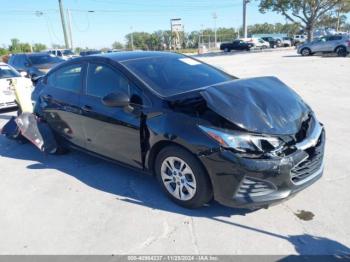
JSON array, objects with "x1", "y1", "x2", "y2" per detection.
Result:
[
  {"x1": 335, "y1": 46, "x2": 347, "y2": 57},
  {"x1": 301, "y1": 48, "x2": 312, "y2": 56},
  {"x1": 155, "y1": 145, "x2": 212, "y2": 208}
]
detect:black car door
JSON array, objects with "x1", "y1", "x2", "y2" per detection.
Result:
[
  {"x1": 40, "y1": 62, "x2": 86, "y2": 148},
  {"x1": 79, "y1": 62, "x2": 143, "y2": 168},
  {"x1": 237, "y1": 40, "x2": 247, "y2": 50},
  {"x1": 231, "y1": 40, "x2": 240, "y2": 50}
]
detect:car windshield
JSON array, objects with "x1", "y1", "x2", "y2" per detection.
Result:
[
  {"x1": 122, "y1": 55, "x2": 234, "y2": 96},
  {"x1": 0, "y1": 64, "x2": 20, "y2": 79},
  {"x1": 28, "y1": 54, "x2": 63, "y2": 65},
  {"x1": 63, "y1": 50, "x2": 74, "y2": 55}
]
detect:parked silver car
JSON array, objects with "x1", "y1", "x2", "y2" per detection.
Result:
[{"x1": 297, "y1": 35, "x2": 350, "y2": 57}]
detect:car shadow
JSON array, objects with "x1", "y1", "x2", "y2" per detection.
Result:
[
  {"x1": 0, "y1": 136, "x2": 249, "y2": 218},
  {"x1": 1, "y1": 137, "x2": 349, "y2": 256},
  {"x1": 283, "y1": 54, "x2": 349, "y2": 58}
]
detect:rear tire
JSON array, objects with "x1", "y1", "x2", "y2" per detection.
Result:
[
  {"x1": 335, "y1": 46, "x2": 347, "y2": 57},
  {"x1": 224, "y1": 47, "x2": 230, "y2": 52},
  {"x1": 155, "y1": 145, "x2": 212, "y2": 208},
  {"x1": 301, "y1": 48, "x2": 312, "y2": 56}
]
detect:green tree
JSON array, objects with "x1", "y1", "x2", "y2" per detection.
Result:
[
  {"x1": 248, "y1": 23, "x2": 276, "y2": 34},
  {"x1": 125, "y1": 32, "x2": 151, "y2": 50},
  {"x1": 74, "y1": 47, "x2": 83, "y2": 54},
  {"x1": 257, "y1": 0, "x2": 343, "y2": 41},
  {"x1": 9, "y1": 38, "x2": 20, "y2": 53},
  {"x1": 335, "y1": 1, "x2": 350, "y2": 31},
  {"x1": 19, "y1": 43, "x2": 32, "y2": 53},
  {"x1": 0, "y1": 48, "x2": 8, "y2": 56},
  {"x1": 112, "y1": 41, "x2": 124, "y2": 49},
  {"x1": 33, "y1": 43, "x2": 47, "y2": 52},
  {"x1": 217, "y1": 27, "x2": 238, "y2": 41},
  {"x1": 52, "y1": 43, "x2": 65, "y2": 49}
]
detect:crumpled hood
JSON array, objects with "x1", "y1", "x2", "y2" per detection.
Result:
[{"x1": 200, "y1": 76, "x2": 310, "y2": 135}]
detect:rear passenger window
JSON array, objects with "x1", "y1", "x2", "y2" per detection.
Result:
[
  {"x1": 48, "y1": 64, "x2": 82, "y2": 93},
  {"x1": 329, "y1": 36, "x2": 342, "y2": 41},
  {"x1": 86, "y1": 63, "x2": 129, "y2": 98}
]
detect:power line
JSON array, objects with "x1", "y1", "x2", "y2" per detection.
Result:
[{"x1": 71, "y1": 11, "x2": 91, "y2": 32}]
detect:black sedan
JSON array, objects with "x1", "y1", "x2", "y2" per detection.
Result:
[
  {"x1": 8, "y1": 53, "x2": 64, "y2": 82},
  {"x1": 220, "y1": 40, "x2": 254, "y2": 52},
  {"x1": 261, "y1": 37, "x2": 280, "y2": 48},
  {"x1": 32, "y1": 51, "x2": 325, "y2": 209}
]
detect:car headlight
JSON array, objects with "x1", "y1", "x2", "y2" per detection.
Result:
[{"x1": 198, "y1": 125, "x2": 284, "y2": 154}]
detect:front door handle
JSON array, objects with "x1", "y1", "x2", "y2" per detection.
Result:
[
  {"x1": 81, "y1": 105, "x2": 92, "y2": 112},
  {"x1": 43, "y1": 94, "x2": 52, "y2": 100}
]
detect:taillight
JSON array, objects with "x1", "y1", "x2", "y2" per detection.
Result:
[{"x1": 347, "y1": 40, "x2": 350, "y2": 47}]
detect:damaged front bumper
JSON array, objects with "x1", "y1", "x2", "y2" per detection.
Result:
[{"x1": 199, "y1": 129, "x2": 325, "y2": 209}]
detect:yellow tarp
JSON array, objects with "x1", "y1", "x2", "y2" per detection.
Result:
[{"x1": 9, "y1": 78, "x2": 34, "y2": 113}]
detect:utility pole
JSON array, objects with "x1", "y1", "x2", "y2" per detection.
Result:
[
  {"x1": 243, "y1": 0, "x2": 249, "y2": 38},
  {"x1": 201, "y1": 24, "x2": 204, "y2": 46},
  {"x1": 213, "y1": 12, "x2": 217, "y2": 48},
  {"x1": 66, "y1": 8, "x2": 73, "y2": 49},
  {"x1": 58, "y1": 0, "x2": 69, "y2": 48},
  {"x1": 170, "y1": 20, "x2": 173, "y2": 50},
  {"x1": 130, "y1": 26, "x2": 134, "y2": 50}
]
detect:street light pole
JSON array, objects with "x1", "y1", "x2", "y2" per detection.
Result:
[
  {"x1": 243, "y1": 0, "x2": 249, "y2": 38},
  {"x1": 58, "y1": 0, "x2": 69, "y2": 48},
  {"x1": 213, "y1": 12, "x2": 217, "y2": 48}
]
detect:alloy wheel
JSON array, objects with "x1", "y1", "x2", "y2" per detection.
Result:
[
  {"x1": 302, "y1": 48, "x2": 310, "y2": 56},
  {"x1": 160, "y1": 156, "x2": 197, "y2": 201},
  {"x1": 336, "y1": 47, "x2": 347, "y2": 57}
]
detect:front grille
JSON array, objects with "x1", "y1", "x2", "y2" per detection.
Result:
[
  {"x1": 291, "y1": 147, "x2": 323, "y2": 185},
  {"x1": 235, "y1": 177, "x2": 276, "y2": 199}
]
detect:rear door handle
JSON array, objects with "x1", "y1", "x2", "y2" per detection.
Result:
[{"x1": 81, "y1": 105, "x2": 92, "y2": 112}]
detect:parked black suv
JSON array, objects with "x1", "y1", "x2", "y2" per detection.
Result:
[
  {"x1": 220, "y1": 40, "x2": 254, "y2": 52},
  {"x1": 8, "y1": 53, "x2": 64, "y2": 82},
  {"x1": 79, "y1": 50, "x2": 102, "y2": 56}
]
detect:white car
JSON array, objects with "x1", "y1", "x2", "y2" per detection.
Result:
[
  {"x1": 293, "y1": 35, "x2": 306, "y2": 45},
  {"x1": 281, "y1": 37, "x2": 292, "y2": 47},
  {"x1": 241, "y1": 38, "x2": 269, "y2": 49},
  {"x1": 0, "y1": 63, "x2": 33, "y2": 110},
  {"x1": 46, "y1": 49, "x2": 77, "y2": 60}
]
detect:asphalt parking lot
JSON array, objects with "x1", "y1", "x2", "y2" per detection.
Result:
[{"x1": 0, "y1": 49, "x2": 349, "y2": 255}]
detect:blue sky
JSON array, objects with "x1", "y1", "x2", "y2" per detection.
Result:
[{"x1": 0, "y1": 0, "x2": 338, "y2": 49}]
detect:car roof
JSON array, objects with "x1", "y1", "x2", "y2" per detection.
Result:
[
  {"x1": 100, "y1": 51, "x2": 183, "y2": 62},
  {"x1": 13, "y1": 52, "x2": 51, "y2": 57},
  {"x1": 70, "y1": 51, "x2": 184, "y2": 63}
]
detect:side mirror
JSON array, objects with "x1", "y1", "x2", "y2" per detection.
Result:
[
  {"x1": 102, "y1": 92, "x2": 130, "y2": 107},
  {"x1": 20, "y1": 71, "x2": 28, "y2": 77}
]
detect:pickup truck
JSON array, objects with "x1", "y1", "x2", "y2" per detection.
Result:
[{"x1": 220, "y1": 40, "x2": 254, "y2": 52}]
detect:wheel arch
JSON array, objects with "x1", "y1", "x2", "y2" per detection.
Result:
[
  {"x1": 147, "y1": 140, "x2": 192, "y2": 174},
  {"x1": 147, "y1": 140, "x2": 214, "y2": 189},
  {"x1": 334, "y1": 45, "x2": 347, "y2": 52}
]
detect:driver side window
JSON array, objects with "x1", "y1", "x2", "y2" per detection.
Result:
[{"x1": 86, "y1": 63, "x2": 129, "y2": 98}]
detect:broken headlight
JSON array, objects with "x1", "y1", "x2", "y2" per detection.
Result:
[{"x1": 198, "y1": 125, "x2": 284, "y2": 154}]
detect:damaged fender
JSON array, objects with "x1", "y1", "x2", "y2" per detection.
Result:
[{"x1": 15, "y1": 113, "x2": 57, "y2": 153}]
